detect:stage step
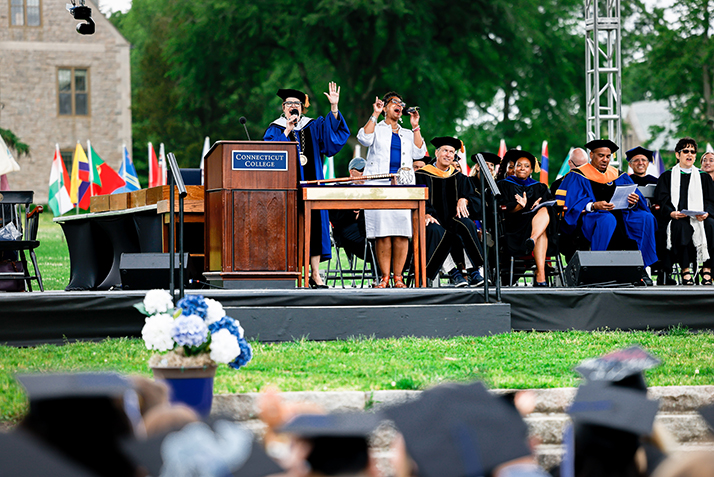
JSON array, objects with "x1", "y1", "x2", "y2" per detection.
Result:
[{"x1": 212, "y1": 385, "x2": 714, "y2": 470}]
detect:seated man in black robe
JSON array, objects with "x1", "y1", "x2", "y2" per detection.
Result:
[
  {"x1": 653, "y1": 137, "x2": 714, "y2": 285},
  {"x1": 416, "y1": 137, "x2": 484, "y2": 286},
  {"x1": 556, "y1": 139, "x2": 657, "y2": 285},
  {"x1": 626, "y1": 146, "x2": 659, "y2": 186},
  {"x1": 328, "y1": 157, "x2": 376, "y2": 272}
]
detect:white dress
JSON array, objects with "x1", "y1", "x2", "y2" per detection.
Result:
[{"x1": 357, "y1": 121, "x2": 427, "y2": 238}]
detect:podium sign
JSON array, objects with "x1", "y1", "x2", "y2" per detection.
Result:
[{"x1": 204, "y1": 141, "x2": 299, "y2": 287}]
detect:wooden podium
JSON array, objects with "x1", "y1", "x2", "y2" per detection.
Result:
[{"x1": 203, "y1": 141, "x2": 299, "y2": 288}]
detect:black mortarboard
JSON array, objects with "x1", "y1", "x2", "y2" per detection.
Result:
[
  {"x1": 473, "y1": 152, "x2": 501, "y2": 165},
  {"x1": 567, "y1": 381, "x2": 659, "y2": 436},
  {"x1": 585, "y1": 139, "x2": 619, "y2": 153},
  {"x1": 384, "y1": 382, "x2": 531, "y2": 477},
  {"x1": 697, "y1": 404, "x2": 714, "y2": 433},
  {"x1": 625, "y1": 146, "x2": 654, "y2": 162},
  {"x1": 123, "y1": 421, "x2": 283, "y2": 477},
  {"x1": 574, "y1": 345, "x2": 660, "y2": 391},
  {"x1": 17, "y1": 372, "x2": 132, "y2": 401},
  {"x1": 0, "y1": 430, "x2": 99, "y2": 477},
  {"x1": 430, "y1": 137, "x2": 462, "y2": 152},
  {"x1": 277, "y1": 88, "x2": 307, "y2": 104},
  {"x1": 503, "y1": 149, "x2": 537, "y2": 170},
  {"x1": 278, "y1": 412, "x2": 382, "y2": 438}
]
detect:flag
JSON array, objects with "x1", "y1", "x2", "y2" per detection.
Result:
[
  {"x1": 88, "y1": 141, "x2": 125, "y2": 196},
  {"x1": 0, "y1": 132, "x2": 21, "y2": 176},
  {"x1": 498, "y1": 139, "x2": 507, "y2": 159},
  {"x1": 200, "y1": 136, "x2": 210, "y2": 185},
  {"x1": 48, "y1": 144, "x2": 73, "y2": 216},
  {"x1": 69, "y1": 142, "x2": 92, "y2": 209},
  {"x1": 148, "y1": 142, "x2": 162, "y2": 188},
  {"x1": 323, "y1": 156, "x2": 335, "y2": 179},
  {"x1": 456, "y1": 140, "x2": 469, "y2": 176},
  {"x1": 116, "y1": 144, "x2": 141, "y2": 192},
  {"x1": 159, "y1": 143, "x2": 167, "y2": 185},
  {"x1": 555, "y1": 148, "x2": 573, "y2": 180},
  {"x1": 540, "y1": 140, "x2": 549, "y2": 184},
  {"x1": 653, "y1": 150, "x2": 666, "y2": 177}
]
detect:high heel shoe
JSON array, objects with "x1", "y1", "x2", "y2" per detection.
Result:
[
  {"x1": 392, "y1": 275, "x2": 407, "y2": 288},
  {"x1": 309, "y1": 278, "x2": 328, "y2": 289},
  {"x1": 375, "y1": 276, "x2": 390, "y2": 288}
]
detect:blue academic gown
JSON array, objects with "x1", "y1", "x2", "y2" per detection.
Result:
[
  {"x1": 556, "y1": 166, "x2": 658, "y2": 267},
  {"x1": 263, "y1": 112, "x2": 350, "y2": 260}
]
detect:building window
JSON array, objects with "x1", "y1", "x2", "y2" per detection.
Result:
[
  {"x1": 11, "y1": 0, "x2": 41, "y2": 26},
  {"x1": 58, "y1": 68, "x2": 89, "y2": 116},
  {"x1": 60, "y1": 150, "x2": 73, "y2": 173}
]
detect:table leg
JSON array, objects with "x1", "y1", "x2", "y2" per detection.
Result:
[
  {"x1": 411, "y1": 208, "x2": 421, "y2": 288},
  {"x1": 418, "y1": 202, "x2": 427, "y2": 287},
  {"x1": 303, "y1": 204, "x2": 311, "y2": 288}
]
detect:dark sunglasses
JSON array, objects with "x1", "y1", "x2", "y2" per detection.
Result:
[{"x1": 679, "y1": 148, "x2": 697, "y2": 155}]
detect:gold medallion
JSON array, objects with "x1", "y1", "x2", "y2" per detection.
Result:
[{"x1": 300, "y1": 154, "x2": 308, "y2": 166}]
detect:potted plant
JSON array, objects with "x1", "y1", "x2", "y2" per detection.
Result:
[{"x1": 135, "y1": 290, "x2": 251, "y2": 417}]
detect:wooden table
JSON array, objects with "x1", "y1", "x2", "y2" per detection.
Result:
[{"x1": 301, "y1": 185, "x2": 428, "y2": 288}]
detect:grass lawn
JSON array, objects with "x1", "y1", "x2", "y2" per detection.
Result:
[{"x1": 2, "y1": 329, "x2": 714, "y2": 423}]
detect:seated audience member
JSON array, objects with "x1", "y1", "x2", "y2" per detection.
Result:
[
  {"x1": 556, "y1": 139, "x2": 657, "y2": 285},
  {"x1": 496, "y1": 153, "x2": 517, "y2": 181},
  {"x1": 498, "y1": 150, "x2": 556, "y2": 287},
  {"x1": 415, "y1": 137, "x2": 484, "y2": 286},
  {"x1": 701, "y1": 151, "x2": 714, "y2": 182},
  {"x1": 328, "y1": 158, "x2": 376, "y2": 271},
  {"x1": 549, "y1": 148, "x2": 588, "y2": 196},
  {"x1": 627, "y1": 146, "x2": 659, "y2": 186},
  {"x1": 412, "y1": 157, "x2": 427, "y2": 171},
  {"x1": 469, "y1": 152, "x2": 500, "y2": 185},
  {"x1": 654, "y1": 138, "x2": 714, "y2": 286}
]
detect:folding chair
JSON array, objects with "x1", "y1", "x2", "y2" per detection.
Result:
[
  {"x1": 0, "y1": 191, "x2": 44, "y2": 291},
  {"x1": 324, "y1": 227, "x2": 378, "y2": 288}
]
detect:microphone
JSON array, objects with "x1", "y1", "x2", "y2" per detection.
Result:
[
  {"x1": 289, "y1": 108, "x2": 300, "y2": 126},
  {"x1": 239, "y1": 116, "x2": 251, "y2": 141}
]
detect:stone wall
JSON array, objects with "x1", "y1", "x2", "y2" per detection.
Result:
[{"x1": 0, "y1": 0, "x2": 131, "y2": 203}]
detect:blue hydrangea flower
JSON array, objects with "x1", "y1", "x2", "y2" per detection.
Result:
[
  {"x1": 171, "y1": 314, "x2": 209, "y2": 347},
  {"x1": 208, "y1": 317, "x2": 242, "y2": 338},
  {"x1": 177, "y1": 295, "x2": 209, "y2": 319},
  {"x1": 229, "y1": 338, "x2": 252, "y2": 370}
]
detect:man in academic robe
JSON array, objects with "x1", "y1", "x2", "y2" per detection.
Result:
[
  {"x1": 416, "y1": 137, "x2": 484, "y2": 286},
  {"x1": 626, "y1": 146, "x2": 659, "y2": 186},
  {"x1": 549, "y1": 148, "x2": 588, "y2": 196},
  {"x1": 555, "y1": 139, "x2": 657, "y2": 284}
]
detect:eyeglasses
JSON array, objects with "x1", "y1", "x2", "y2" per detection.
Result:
[
  {"x1": 283, "y1": 101, "x2": 302, "y2": 107},
  {"x1": 679, "y1": 149, "x2": 697, "y2": 155},
  {"x1": 389, "y1": 98, "x2": 406, "y2": 108}
]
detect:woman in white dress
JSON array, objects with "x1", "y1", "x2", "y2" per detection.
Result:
[{"x1": 357, "y1": 92, "x2": 426, "y2": 288}]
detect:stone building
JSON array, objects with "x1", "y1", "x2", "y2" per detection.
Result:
[{"x1": 0, "y1": 0, "x2": 131, "y2": 202}]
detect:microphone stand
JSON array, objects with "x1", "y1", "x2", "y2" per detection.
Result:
[{"x1": 475, "y1": 154, "x2": 502, "y2": 303}]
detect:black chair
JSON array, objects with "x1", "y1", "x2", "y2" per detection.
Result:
[
  {"x1": 0, "y1": 191, "x2": 44, "y2": 291},
  {"x1": 324, "y1": 227, "x2": 378, "y2": 288}
]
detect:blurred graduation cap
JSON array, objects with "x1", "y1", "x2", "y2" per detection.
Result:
[
  {"x1": 278, "y1": 412, "x2": 382, "y2": 438},
  {"x1": 123, "y1": 420, "x2": 282, "y2": 477},
  {"x1": 17, "y1": 372, "x2": 132, "y2": 402},
  {"x1": 0, "y1": 430, "x2": 100, "y2": 477},
  {"x1": 574, "y1": 345, "x2": 660, "y2": 391},
  {"x1": 625, "y1": 146, "x2": 654, "y2": 162},
  {"x1": 567, "y1": 381, "x2": 660, "y2": 436},
  {"x1": 697, "y1": 404, "x2": 714, "y2": 433},
  {"x1": 585, "y1": 139, "x2": 619, "y2": 153},
  {"x1": 384, "y1": 382, "x2": 531, "y2": 477},
  {"x1": 473, "y1": 152, "x2": 501, "y2": 166}
]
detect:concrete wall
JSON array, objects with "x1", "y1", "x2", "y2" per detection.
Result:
[{"x1": 0, "y1": 0, "x2": 131, "y2": 203}]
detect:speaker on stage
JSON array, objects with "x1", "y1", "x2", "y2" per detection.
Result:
[
  {"x1": 564, "y1": 251, "x2": 644, "y2": 287},
  {"x1": 120, "y1": 253, "x2": 197, "y2": 290}
]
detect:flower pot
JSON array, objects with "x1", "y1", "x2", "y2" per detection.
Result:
[{"x1": 151, "y1": 365, "x2": 217, "y2": 418}]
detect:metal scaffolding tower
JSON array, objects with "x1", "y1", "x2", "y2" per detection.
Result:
[{"x1": 585, "y1": 0, "x2": 622, "y2": 168}]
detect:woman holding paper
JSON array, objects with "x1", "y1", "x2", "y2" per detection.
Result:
[
  {"x1": 654, "y1": 138, "x2": 714, "y2": 285},
  {"x1": 497, "y1": 150, "x2": 555, "y2": 286}
]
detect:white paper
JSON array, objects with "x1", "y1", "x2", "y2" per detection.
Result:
[
  {"x1": 681, "y1": 209, "x2": 707, "y2": 217},
  {"x1": 609, "y1": 184, "x2": 637, "y2": 210}
]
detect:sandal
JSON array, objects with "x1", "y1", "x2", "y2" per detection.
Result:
[
  {"x1": 375, "y1": 276, "x2": 390, "y2": 289},
  {"x1": 701, "y1": 271, "x2": 713, "y2": 286},
  {"x1": 681, "y1": 270, "x2": 695, "y2": 286},
  {"x1": 393, "y1": 275, "x2": 407, "y2": 288}
]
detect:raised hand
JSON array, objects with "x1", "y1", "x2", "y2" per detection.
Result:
[
  {"x1": 515, "y1": 192, "x2": 527, "y2": 209},
  {"x1": 373, "y1": 96, "x2": 384, "y2": 116},
  {"x1": 324, "y1": 82, "x2": 340, "y2": 111},
  {"x1": 409, "y1": 109, "x2": 420, "y2": 128}
]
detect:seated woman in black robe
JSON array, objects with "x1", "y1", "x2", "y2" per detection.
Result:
[
  {"x1": 653, "y1": 137, "x2": 714, "y2": 285},
  {"x1": 497, "y1": 150, "x2": 555, "y2": 287}
]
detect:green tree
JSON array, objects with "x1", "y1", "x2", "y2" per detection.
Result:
[{"x1": 0, "y1": 128, "x2": 29, "y2": 156}]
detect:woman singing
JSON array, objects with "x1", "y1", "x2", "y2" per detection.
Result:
[
  {"x1": 356, "y1": 92, "x2": 426, "y2": 288},
  {"x1": 264, "y1": 82, "x2": 350, "y2": 288}
]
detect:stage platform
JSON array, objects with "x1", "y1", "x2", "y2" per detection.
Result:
[{"x1": 1, "y1": 286, "x2": 712, "y2": 346}]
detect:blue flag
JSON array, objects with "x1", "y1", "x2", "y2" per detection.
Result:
[{"x1": 115, "y1": 144, "x2": 141, "y2": 193}]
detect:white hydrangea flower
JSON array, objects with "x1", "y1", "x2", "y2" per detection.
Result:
[
  {"x1": 204, "y1": 298, "x2": 225, "y2": 325},
  {"x1": 209, "y1": 329, "x2": 241, "y2": 364},
  {"x1": 235, "y1": 320, "x2": 245, "y2": 339},
  {"x1": 143, "y1": 289, "x2": 174, "y2": 315},
  {"x1": 141, "y1": 313, "x2": 175, "y2": 351}
]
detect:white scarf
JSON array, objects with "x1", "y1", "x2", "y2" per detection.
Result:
[{"x1": 667, "y1": 164, "x2": 709, "y2": 263}]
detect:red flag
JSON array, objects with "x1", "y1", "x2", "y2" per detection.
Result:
[
  {"x1": 148, "y1": 142, "x2": 162, "y2": 187},
  {"x1": 498, "y1": 139, "x2": 507, "y2": 159}
]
